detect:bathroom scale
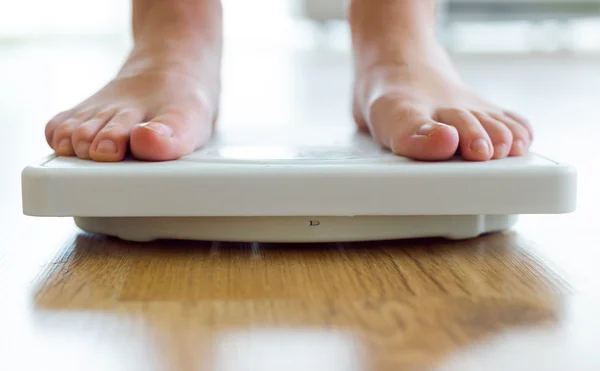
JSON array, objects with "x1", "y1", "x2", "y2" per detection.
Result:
[{"x1": 21, "y1": 125, "x2": 577, "y2": 243}]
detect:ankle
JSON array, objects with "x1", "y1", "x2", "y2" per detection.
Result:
[
  {"x1": 124, "y1": 0, "x2": 222, "y2": 77},
  {"x1": 348, "y1": 0, "x2": 443, "y2": 73},
  {"x1": 132, "y1": 0, "x2": 223, "y2": 45},
  {"x1": 348, "y1": 0, "x2": 437, "y2": 30}
]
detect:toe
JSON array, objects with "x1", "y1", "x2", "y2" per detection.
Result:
[
  {"x1": 490, "y1": 113, "x2": 530, "y2": 156},
  {"x1": 366, "y1": 96, "x2": 459, "y2": 161},
  {"x1": 353, "y1": 99, "x2": 369, "y2": 132},
  {"x1": 389, "y1": 121, "x2": 460, "y2": 161},
  {"x1": 45, "y1": 109, "x2": 74, "y2": 148},
  {"x1": 130, "y1": 106, "x2": 213, "y2": 161},
  {"x1": 504, "y1": 110, "x2": 533, "y2": 142},
  {"x1": 436, "y1": 108, "x2": 493, "y2": 161},
  {"x1": 89, "y1": 109, "x2": 146, "y2": 162},
  {"x1": 51, "y1": 110, "x2": 96, "y2": 156},
  {"x1": 472, "y1": 112, "x2": 513, "y2": 159},
  {"x1": 71, "y1": 109, "x2": 117, "y2": 159}
]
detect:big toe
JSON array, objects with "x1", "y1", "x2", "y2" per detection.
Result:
[
  {"x1": 366, "y1": 97, "x2": 459, "y2": 161},
  {"x1": 390, "y1": 121, "x2": 460, "y2": 161},
  {"x1": 130, "y1": 110, "x2": 213, "y2": 161}
]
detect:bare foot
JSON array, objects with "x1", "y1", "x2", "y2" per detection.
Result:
[
  {"x1": 45, "y1": 0, "x2": 222, "y2": 162},
  {"x1": 348, "y1": 0, "x2": 533, "y2": 161}
]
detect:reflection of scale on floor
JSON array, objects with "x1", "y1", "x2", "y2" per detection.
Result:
[{"x1": 21, "y1": 126, "x2": 577, "y2": 243}]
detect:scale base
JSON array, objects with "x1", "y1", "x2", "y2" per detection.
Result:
[{"x1": 74, "y1": 215, "x2": 518, "y2": 243}]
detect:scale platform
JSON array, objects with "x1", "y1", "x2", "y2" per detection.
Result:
[{"x1": 21, "y1": 126, "x2": 577, "y2": 243}]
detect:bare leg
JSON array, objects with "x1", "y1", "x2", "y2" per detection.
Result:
[
  {"x1": 348, "y1": 0, "x2": 533, "y2": 161},
  {"x1": 45, "y1": 0, "x2": 222, "y2": 161}
]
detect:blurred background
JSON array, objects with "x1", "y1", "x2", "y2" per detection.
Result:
[{"x1": 2, "y1": 0, "x2": 600, "y2": 52}]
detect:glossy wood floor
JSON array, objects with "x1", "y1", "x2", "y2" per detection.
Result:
[{"x1": 1, "y1": 38, "x2": 599, "y2": 370}]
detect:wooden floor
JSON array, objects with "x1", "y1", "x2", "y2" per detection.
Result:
[{"x1": 1, "y1": 38, "x2": 599, "y2": 370}]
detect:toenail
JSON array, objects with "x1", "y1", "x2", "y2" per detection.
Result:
[
  {"x1": 96, "y1": 140, "x2": 117, "y2": 154},
  {"x1": 417, "y1": 123, "x2": 442, "y2": 137},
  {"x1": 470, "y1": 138, "x2": 491, "y2": 155},
  {"x1": 76, "y1": 142, "x2": 91, "y2": 157},
  {"x1": 57, "y1": 138, "x2": 71, "y2": 152},
  {"x1": 139, "y1": 122, "x2": 173, "y2": 138}
]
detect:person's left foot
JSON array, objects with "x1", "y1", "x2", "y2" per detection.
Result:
[{"x1": 348, "y1": 0, "x2": 533, "y2": 161}]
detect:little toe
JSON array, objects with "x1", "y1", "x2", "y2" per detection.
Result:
[
  {"x1": 353, "y1": 100, "x2": 369, "y2": 132},
  {"x1": 130, "y1": 108, "x2": 213, "y2": 161},
  {"x1": 437, "y1": 108, "x2": 493, "y2": 161},
  {"x1": 490, "y1": 113, "x2": 530, "y2": 156},
  {"x1": 51, "y1": 110, "x2": 96, "y2": 156},
  {"x1": 504, "y1": 110, "x2": 533, "y2": 141},
  {"x1": 72, "y1": 110, "x2": 117, "y2": 159},
  {"x1": 473, "y1": 112, "x2": 513, "y2": 159},
  {"x1": 45, "y1": 109, "x2": 74, "y2": 148},
  {"x1": 366, "y1": 96, "x2": 459, "y2": 160},
  {"x1": 89, "y1": 109, "x2": 146, "y2": 162}
]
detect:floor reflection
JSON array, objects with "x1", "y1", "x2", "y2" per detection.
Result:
[{"x1": 26, "y1": 230, "x2": 568, "y2": 370}]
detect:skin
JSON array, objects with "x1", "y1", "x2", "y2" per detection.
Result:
[
  {"x1": 44, "y1": 0, "x2": 533, "y2": 162},
  {"x1": 45, "y1": 0, "x2": 222, "y2": 162},
  {"x1": 349, "y1": 0, "x2": 533, "y2": 161}
]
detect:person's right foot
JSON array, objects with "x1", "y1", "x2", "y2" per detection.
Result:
[{"x1": 45, "y1": 0, "x2": 222, "y2": 162}]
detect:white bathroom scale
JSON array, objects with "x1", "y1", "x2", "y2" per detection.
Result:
[{"x1": 21, "y1": 126, "x2": 577, "y2": 243}]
